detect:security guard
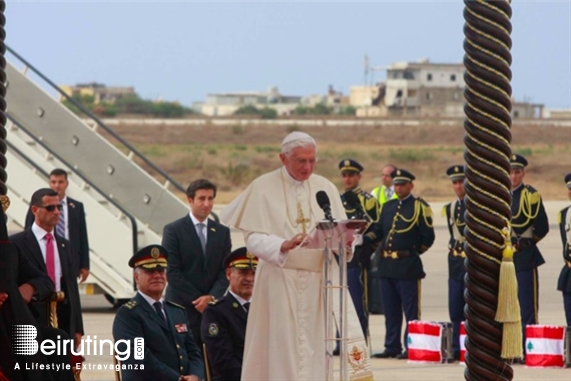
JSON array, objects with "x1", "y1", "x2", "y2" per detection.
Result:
[
  {"x1": 112, "y1": 245, "x2": 204, "y2": 381},
  {"x1": 338, "y1": 159, "x2": 381, "y2": 337},
  {"x1": 201, "y1": 247, "x2": 258, "y2": 381},
  {"x1": 371, "y1": 164, "x2": 399, "y2": 204},
  {"x1": 510, "y1": 154, "x2": 549, "y2": 336},
  {"x1": 442, "y1": 165, "x2": 467, "y2": 361},
  {"x1": 372, "y1": 168, "x2": 435, "y2": 360},
  {"x1": 557, "y1": 173, "x2": 571, "y2": 326}
]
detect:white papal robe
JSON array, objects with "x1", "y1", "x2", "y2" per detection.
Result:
[{"x1": 221, "y1": 167, "x2": 369, "y2": 381}]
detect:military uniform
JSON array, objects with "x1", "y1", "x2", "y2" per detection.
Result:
[
  {"x1": 373, "y1": 169, "x2": 435, "y2": 358},
  {"x1": 339, "y1": 159, "x2": 382, "y2": 336},
  {"x1": 510, "y1": 155, "x2": 549, "y2": 329},
  {"x1": 442, "y1": 165, "x2": 467, "y2": 360},
  {"x1": 112, "y1": 245, "x2": 204, "y2": 381},
  {"x1": 557, "y1": 173, "x2": 571, "y2": 326},
  {"x1": 201, "y1": 293, "x2": 248, "y2": 380},
  {"x1": 201, "y1": 247, "x2": 258, "y2": 381}
]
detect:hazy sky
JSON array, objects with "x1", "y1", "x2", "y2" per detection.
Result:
[{"x1": 6, "y1": 1, "x2": 571, "y2": 109}]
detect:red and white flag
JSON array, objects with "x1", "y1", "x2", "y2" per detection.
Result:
[
  {"x1": 459, "y1": 322, "x2": 466, "y2": 363},
  {"x1": 407, "y1": 321, "x2": 442, "y2": 363},
  {"x1": 525, "y1": 325, "x2": 565, "y2": 368}
]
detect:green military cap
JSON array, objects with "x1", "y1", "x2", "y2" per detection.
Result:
[
  {"x1": 339, "y1": 159, "x2": 363, "y2": 174},
  {"x1": 128, "y1": 244, "x2": 168, "y2": 269},
  {"x1": 224, "y1": 247, "x2": 258, "y2": 270}
]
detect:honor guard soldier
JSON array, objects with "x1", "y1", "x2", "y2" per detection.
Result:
[
  {"x1": 442, "y1": 165, "x2": 467, "y2": 361},
  {"x1": 339, "y1": 159, "x2": 381, "y2": 340},
  {"x1": 112, "y1": 245, "x2": 204, "y2": 381},
  {"x1": 201, "y1": 247, "x2": 258, "y2": 380},
  {"x1": 557, "y1": 173, "x2": 571, "y2": 326},
  {"x1": 510, "y1": 154, "x2": 549, "y2": 349},
  {"x1": 372, "y1": 169, "x2": 435, "y2": 360}
]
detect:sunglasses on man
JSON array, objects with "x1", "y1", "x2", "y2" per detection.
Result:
[{"x1": 37, "y1": 204, "x2": 63, "y2": 212}]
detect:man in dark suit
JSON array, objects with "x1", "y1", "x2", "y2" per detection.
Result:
[
  {"x1": 163, "y1": 179, "x2": 232, "y2": 349},
  {"x1": 201, "y1": 247, "x2": 258, "y2": 380},
  {"x1": 113, "y1": 244, "x2": 204, "y2": 381},
  {"x1": 25, "y1": 168, "x2": 90, "y2": 282},
  {"x1": 12, "y1": 188, "x2": 84, "y2": 349}
]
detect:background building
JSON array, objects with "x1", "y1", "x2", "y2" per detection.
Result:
[{"x1": 60, "y1": 82, "x2": 135, "y2": 104}]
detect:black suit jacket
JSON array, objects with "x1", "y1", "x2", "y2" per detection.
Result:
[
  {"x1": 163, "y1": 215, "x2": 231, "y2": 308},
  {"x1": 201, "y1": 293, "x2": 248, "y2": 380},
  {"x1": 112, "y1": 293, "x2": 205, "y2": 381},
  {"x1": 10, "y1": 229, "x2": 84, "y2": 336},
  {"x1": 26, "y1": 197, "x2": 90, "y2": 275}
]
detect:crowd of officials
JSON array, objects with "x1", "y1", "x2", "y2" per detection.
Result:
[{"x1": 1, "y1": 132, "x2": 570, "y2": 380}]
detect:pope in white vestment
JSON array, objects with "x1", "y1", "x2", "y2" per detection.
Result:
[{"x1": 221, "y1": 132, "x2": 350, "y2": 380}]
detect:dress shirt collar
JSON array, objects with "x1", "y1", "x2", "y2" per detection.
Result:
[
  {"x1": 189, "y1": 211, "x2": 208, "y2": 226},
  {"x1": 229, "y1": 290, "x2": 250, "y2": 306},
  {"x1": 138, "y1": 290, "x2": 164, "y2": 307},
  {"x1": 31, "y1": 222, "x2": 54, "y2": 241}
]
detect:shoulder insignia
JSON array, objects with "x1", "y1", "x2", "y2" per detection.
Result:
[
  {"x1": 417, "y1": 199, "x2": 432, "y2": 218},
  {"x1": 123, "y1": 300, "x2": 138, "y2": 310},
  {"x1": 441, "y1": 205, "x2": 448, "y2": 218},
  {"x1": 528, "y1": 191, "x2": 540, "y2": 205},
  {"x1": 165, "y1": 301, "x2": 186, "y2": 310},
  {"x1": 208, "y1": 323, "x2": 219, "y2": 337}
]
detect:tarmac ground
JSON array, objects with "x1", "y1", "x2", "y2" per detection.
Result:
[{"x1": 75, "y1": 201, "x2": 571, "y2": 380}]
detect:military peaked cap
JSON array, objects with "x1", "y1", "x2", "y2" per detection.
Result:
[
  {"x1": 510, "y1": 154, "x2": 528, "y2": 169},
  {"x1": 446, "y1": 165, "x2": 465, "y2": 181},
  {"x1": 565, "y1": 173, "x2": 571, "y2": 189},
  {"x1": 339, "y1": 159, "x2": 363, "y2": 174},
  {"x1": 224, "y1": 247, "x2": 258, "y2": 270},
  {"x1": 391, "y1": 168, "x2": 415, "y2": 184},
  {"x1": 129, "y1": 244, "x2": 168, "y2": 269}
]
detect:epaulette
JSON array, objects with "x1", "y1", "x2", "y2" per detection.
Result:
[
  {"x1": 361, "y1": 191, "x2": 374, "y2": 200},
  {"x1": 441, "y1": 204, "x2": 450, "y2": 218},
  {"x1": 417, "y1": 198, "x2": 433, "y2": 218},
  {"x1": 123, "y1": 300, "x2": 139, "y2": 310},
  {"x1": 558, "y1": 210, "x2": 563, "y2": 225},
  {"x1": 524, "y1": 185, "x2": 541, "y2": 204},
  {"x1": 165, "y1": 301, "x2": 186, "y2": 310}
]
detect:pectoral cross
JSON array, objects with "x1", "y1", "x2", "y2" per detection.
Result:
[{"x1": 296, "y1": 202, "x2": 311, "y2": 234}]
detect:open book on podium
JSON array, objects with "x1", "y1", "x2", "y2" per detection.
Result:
[{"x1": 303, "y1": 218, "x2": 374, "y2": 381}]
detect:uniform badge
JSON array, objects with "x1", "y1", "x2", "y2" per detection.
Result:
[
  {"x1": 175, "y1": 323, "x2": 188, "y2": 333},
  {"x1": 344, "y1": 159, "x2": 350, "y2": 166},
  {"x1": 454, "y1": 166, "x2": 459, "y2": 172},
  {"x1": 232, "y1": 302, "x2": 239, "y2": 308},
  {"x1": 151, "y1": 247, "x2": 160, "y2": 258},
  {"x1": 208, "y1": 323, "x2": 219, "y2": 336},
  {"x1": 512, "y1": 154, "x2": 517, "y2": 161},
  {"x1": 396, "y1": 169, "x2": 401, "y2": 176},
  {"x1": 246, "y1": 252, "x2": 255, "y2": 259}
]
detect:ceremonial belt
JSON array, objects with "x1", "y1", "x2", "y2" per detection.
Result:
[
  {"x1": 513, "y1": 238, "x2": 535, "y2": 252},
  {"x1": 382, "y1": 249, "x2": 415, "y2": 259},
  {"x1": 511, "y1": 227, "x2": 533, "y2": 239},
  {"x1": 449, "y1": 249, "x2": 467, "y2": 258}
]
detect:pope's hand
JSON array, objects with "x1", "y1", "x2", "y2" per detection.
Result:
[{"x1": 281, "y1": 233, "x2": 308, "y2": 252}]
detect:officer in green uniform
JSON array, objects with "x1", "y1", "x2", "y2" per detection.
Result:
[
  {"x1": 372, "y1": 168, "x2": 435, "y2": 360},
  {"x1": 442, "y1": 165, "x2": 467, "y2": 361},
  {"x1": 557, "y1": 173, "x2": 571, "y2": 326},
  {"x1": 509, "y1": 154, "x2": 549, "y2": 358},
  {"x1": 113, "y1": 245, "x2": 204, "y2": 381},
  {"x1": 338, "y1": 159, "x2": 381, "y2": 337}
]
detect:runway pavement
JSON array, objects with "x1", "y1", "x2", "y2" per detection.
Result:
[{"x1": 77, "y1": 201, "x2": 571, "y2": 380}]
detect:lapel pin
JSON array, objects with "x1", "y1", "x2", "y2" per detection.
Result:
[
  {"x1": 70, "y1": 202, "x2": 76, "y2": 209},
  {"x1": 210, "y1": 228, "x2": 216, "y2": 232},
  {"x1": 232, "y1": 302, "x2": 239, "y2": 308}
]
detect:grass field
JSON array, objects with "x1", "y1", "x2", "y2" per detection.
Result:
[{"x1": 101, "y1": 119, "x2": 571, "y2": 203}]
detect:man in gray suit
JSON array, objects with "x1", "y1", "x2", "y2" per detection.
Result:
[{"x1": 162, "y1": 179, "x2": 231, "y2": 349}]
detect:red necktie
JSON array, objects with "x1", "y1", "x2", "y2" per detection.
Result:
[{"x1": 45, "y1": 233, "x2": 56, "y2": 285}]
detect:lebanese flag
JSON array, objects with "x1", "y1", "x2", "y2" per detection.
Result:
[
  {"x1": 459, "y1": 322, "x2": 466, "y2": 363},
  {"x1": 407, "y1": 321, "x2": 442, "y2": 363},
  {"x1": 525, "y1": 325, "x2": 565, "y2": 368}
]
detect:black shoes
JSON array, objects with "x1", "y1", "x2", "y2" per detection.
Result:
[
  {"x1": 396, "y1": 351, "x2": 408, "y2": 360},
  {"x1": 372, "y1": 351, "x2": 400, "y2": 359}
]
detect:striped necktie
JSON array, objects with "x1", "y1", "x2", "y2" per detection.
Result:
[{"x1": 56, "y1": 200, "x2": 66, "y2": 238}]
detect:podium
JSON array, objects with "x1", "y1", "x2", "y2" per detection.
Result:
[{"x1": 305, "y1": 219, "x2": 373, "y2": 381}]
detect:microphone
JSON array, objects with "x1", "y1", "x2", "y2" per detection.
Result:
[
  {"x1": 316, "y1": 191, "x2": 334, "y2": 222},
  {"x1": 343, "y1": 191, "x2": 372, "y2": 223}
]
